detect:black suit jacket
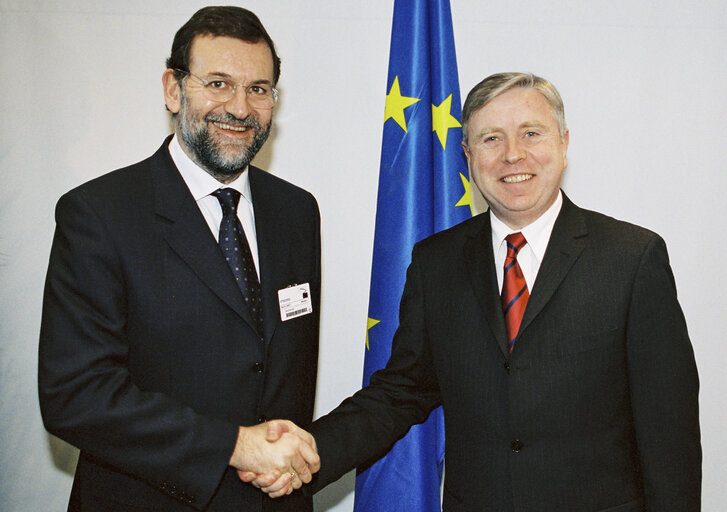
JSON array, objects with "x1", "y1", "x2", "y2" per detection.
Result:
[
  {"x1": 39, "y1": 138, "x2": 321, "y2": 511},
  {"x1": 309, "y1": 194, "x2": 700, "y2": 511}
]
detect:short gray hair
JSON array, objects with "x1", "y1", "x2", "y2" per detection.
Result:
[{"x1": 461, "y1": 72, "x2": 566, "y2": 145}]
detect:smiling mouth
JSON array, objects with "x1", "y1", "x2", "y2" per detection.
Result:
[
  {"x1": 502, "y1": 173, "x2": 533, "y2": 183},
  {"x1": 212, "y1": 121, "x2": 249, "y2": 133}
]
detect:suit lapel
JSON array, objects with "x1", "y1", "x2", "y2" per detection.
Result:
[
  {"x1": 151, "y1": 141, "x2": 255, "y2": 328},
  {"x1": 519, "y1": 194, "x2": 587, "y2": 336},
  {"x1": 464, "y1": 212, "x2": 511, "y2": 358},
  {"x1": 249, "y1": 167, "x2": 286, "y2": 345}
]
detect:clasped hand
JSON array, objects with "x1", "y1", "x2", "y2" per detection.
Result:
[{"x1": 229, "y1": 420, "x2": 318, "y2": 498}]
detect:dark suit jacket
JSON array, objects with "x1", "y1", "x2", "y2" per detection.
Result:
[
  {"x1": 308, "y1": 194, "x2": 700, "y2": 511},
  {"x1": 39, "y1": 138, "x2": 321, "y2": 511}
]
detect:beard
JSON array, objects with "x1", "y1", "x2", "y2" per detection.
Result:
[{"x1": 177, "y1": 88, "x2": 271, "y2": 182}]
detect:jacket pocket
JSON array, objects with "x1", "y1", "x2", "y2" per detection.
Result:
[{"x1": 599, "y1": 496, "x2": 644, "y2": 511}]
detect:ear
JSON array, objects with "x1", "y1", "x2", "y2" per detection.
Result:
[
  {"x1": 461, "y1": 140, "x2": 471, "y2": 160},
  {"x1": 561, "y1": 129, "x2": 570, "y2": 169},
  {"x1": 162, "y1": 68, "x2": 182, "y2": 114}
]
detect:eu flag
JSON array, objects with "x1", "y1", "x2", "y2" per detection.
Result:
[{"x1": 355, "y1": 1, "x2": 472, "y2": 510}]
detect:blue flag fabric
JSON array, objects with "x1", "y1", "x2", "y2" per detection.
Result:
[{"x1": 354, "y1": 1, "x2": 472, "y2": 510}]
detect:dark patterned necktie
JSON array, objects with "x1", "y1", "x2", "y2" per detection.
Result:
[
  {"x1": 212, "y1": 188, "x2": 264, "y2": 335},
  {"x1": 501, "y1": 232, "x2": 529, "y2": 351}
]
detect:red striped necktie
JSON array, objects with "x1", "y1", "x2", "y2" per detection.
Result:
[{"x1": 501, "y1": 232, "x2": 529, "y2": 351}]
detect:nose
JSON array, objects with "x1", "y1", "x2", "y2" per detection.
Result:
[
  {"x1": 224, "y1": 87, "x2": 252, "y2": 119},
  {"x1": 503, "y1": 137, "x2": 525, "y2": 164}
]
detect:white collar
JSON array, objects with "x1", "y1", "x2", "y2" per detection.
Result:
[
  {"x1": 490, "y1": 191, "x2": 563, "y2": 264},
  {"x1": 168, "y1": 134, "x2": 252, "y2": 205}
]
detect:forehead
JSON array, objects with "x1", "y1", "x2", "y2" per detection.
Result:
[
  {"x1": 188, "y1": 35, "x2": 274, "y2": 79},
  {"x1": 472, "y1": 87, "x2": 557, "y2": 128}
]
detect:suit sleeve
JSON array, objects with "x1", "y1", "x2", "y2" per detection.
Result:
[
  {"x1": 38, "y1": 190, "x2": 238, "y2": 509},
  {"x1": 308, "y1": 243, "x2": 442, "y2": 491},
  {"x1": 626, "y1": 235, "x2": 701, "y2": 510}
]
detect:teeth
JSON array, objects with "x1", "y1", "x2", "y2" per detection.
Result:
[
  {"x1": 503, "y1": 174, "x2": 533, "y2": 183},
  {"x1": 213, "y1": 122, "x2": 248, "y2": 132}
]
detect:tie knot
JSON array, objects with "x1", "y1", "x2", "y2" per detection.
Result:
[
  {"x1": 212, "y1": 188, "x2": 241, "y2": 215},
  {"x1": 505, "y1": 232, "x2": 527, "y2": 256}
]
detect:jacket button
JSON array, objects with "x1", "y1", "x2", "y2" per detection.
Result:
[
  {"x1": 503, "y1": 362, "x2": 510, "y2": 373},
  {"x1": 257, "y1": 415, "x2": 267, "y2": 423},
  {"x1": 253, "y1": 362, "x2": 265, "y2": 373},
  {"x1": 511, "y1": 439, "x2": 523, "y2": 452}
]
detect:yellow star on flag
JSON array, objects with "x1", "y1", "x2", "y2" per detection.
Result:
[
  {"x1": 365, "y1": 317, "x2": 381, "y2": 350},
  {"x1": 432, "y1": 93, "x2": 462, "y2": 150},
  {"x1": 454, "y1": 172, "x2": 473, "y2": 216},
  {"x1": 384, "y1": 76, "x2": 420, "y2": 133}
]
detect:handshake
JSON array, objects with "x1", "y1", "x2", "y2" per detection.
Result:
[{"x1": 229, "y1": 420, "x2": 319, "y2": 498}]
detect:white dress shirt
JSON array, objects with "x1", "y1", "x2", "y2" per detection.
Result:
[
  {"x1": 491, "y1": 191, "x2": 563, "y2": 294},
  {"x1": 168, "y1": 135, "x2": 260, "y2": 278}
]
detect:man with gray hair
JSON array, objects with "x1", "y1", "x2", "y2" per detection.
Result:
[{"x1": 252, "y1": 72, "x2": 701, "y2": 511}]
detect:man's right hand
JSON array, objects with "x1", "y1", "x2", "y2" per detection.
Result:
[
  {"x1": 229, "y1": 420, "x2": 319, "y2": 497},
  {"x1": 236, "y1": 420, "x2": 318, "y2": 498}
]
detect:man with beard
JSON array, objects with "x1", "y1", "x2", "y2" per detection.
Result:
[{"x1": 38, "y1": 6, "x2": 321, "y2": 511}]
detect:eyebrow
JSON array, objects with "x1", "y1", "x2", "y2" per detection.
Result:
[
  {"x1": 520, "y1": 121, "x2": 549, "y2": 131},
  {"x1": 474, "y1": 127, "x2": 501, "y2": 138},
  {"x1": 201, "y1": 71, "x2": 273, "y2": 85},
  {"x1": 475, "y1": 121, "x2": 550, "y2": 136}
]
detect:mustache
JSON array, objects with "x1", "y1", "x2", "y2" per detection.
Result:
[{"x1": 203, "y1": 112, "x2": 261, "y2": 129}]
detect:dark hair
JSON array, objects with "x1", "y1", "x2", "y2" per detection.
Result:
[{"x1": 166, "y1": 6, "x2": 281, "y2": 84}]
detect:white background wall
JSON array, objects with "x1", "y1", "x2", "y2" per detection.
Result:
[{"x1": 1, "y1": 1, "x2": 725, "y2": 510}]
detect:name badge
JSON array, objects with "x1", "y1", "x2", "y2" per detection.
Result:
[{"x1": 278, "y1": 283, "x2": 313, "y2": 321}]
